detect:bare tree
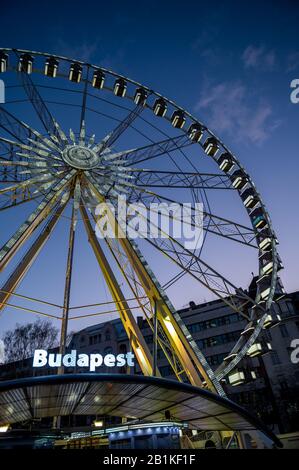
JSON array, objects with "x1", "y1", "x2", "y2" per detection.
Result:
[{"x1": 2, "y1": 319, "x2": 58, "y2": 363}]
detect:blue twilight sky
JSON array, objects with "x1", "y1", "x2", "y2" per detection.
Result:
[{"x1": 0, "y1": 0, "x2": 298, "y2": 336}]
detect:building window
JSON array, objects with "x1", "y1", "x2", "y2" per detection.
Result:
[
  {"x1": 279, "y1": 324, "x2": 289, "y2": 338},
  {"x1": 188, "y1": 312, "x2": 242, "y2": 335},
  {"x1": 89, "y1": 334, "x2": 101, "y2": 345},
  {"x1": 271, "y1": 351, "x2": 281, "y2": 365},
  {"x1": 105, "y1": 331, "x2": 111, "y2": 341},
  {"x1": 196, "y1": 330, "x2": 243, "y2": 350}
]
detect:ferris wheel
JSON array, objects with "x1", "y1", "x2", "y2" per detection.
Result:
[{"x1": 0, "y1": 48, "x2": 283, "y2": 396}]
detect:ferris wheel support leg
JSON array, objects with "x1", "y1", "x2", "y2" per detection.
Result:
[
  {"x1": 79, "y1": 201, "x2": 156, "y2": 377},
  {"x1": 58, "y1": 202, "x2": 76, "y2": 373},
  {"x1": 0, "y1": 201, "x2": 68, "y2": 313},
  {"x1": 85, "y1": 176, "x2": 207, "y2": 389},
  {"x1": 86, "y1": 205, "x2": 185, "y2": 383}
]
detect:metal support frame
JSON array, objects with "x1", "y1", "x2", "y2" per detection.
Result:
[
  {"x1": 85, "y1": 201, "x2": 186, "y2": 383},
  {"x1": 58, "y1": 202, "x2": 76, "y2": 361},
  {"x1": 152, "y1": 299, "x2": 158, "y2": 377},
  {"x1": 80, "y1": 200, "x2": 157, "y2": 377}
]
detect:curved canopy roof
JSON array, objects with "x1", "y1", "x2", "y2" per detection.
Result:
[{"x1": 0, "y1": 373, "x2": 281, "y2": 447}]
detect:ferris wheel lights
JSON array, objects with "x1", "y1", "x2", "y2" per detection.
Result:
[
  {"x1": 69, "y1": 63, "x2": 82, "y2": 83},
  {"x1": 258, "y1": 236, "x2": 272, "y2": 252},
  {"x1": 250, "y1": 207, "x2": 267, "y2": 229},
  {"x1": 228, "y1": 370, "x2": 245, "y2": 386},
  {"x1": 153, "y1": 98, "x2": 167, "y2": 117},
  {"x1": 260, "y1": 252, "x2": 274, "y2": 275},
  {"x1": 223, "y1": 352, "x2": 237, "y2": 363},
  {"x1": 257, "y1": 274, "x2": 271, "y2": 300},
  {"x1": 171, "y1": 110, "x2": 186, "y2": 129},
  {"x1": 134, "y1": 87, "x2": 148, "y2": 105},
  {"x1": 44, "y1": 56, "x2": 58, "y2": 78},
  {"x1": 241, "y1": 326, "x2": 255, "y2": 337},
  {"x1": 203, "y1": 137, "x2": 219, "y2": 157},
  {"x1": 114, "y1": 78, "x2": 127, "y2": 97},
  {"x1": 251, "y1": 371, "x2": 257, "y2": 380},
  {"x1": 247, "y1": 342, "x2": 263, "y2": 357},
  {"x1": 0, "y1": 51, "x2": 8, "y2": 73},
  {"x1": 163, "y1": 315, "x2": 177, "y2": 336},
  {"x1": 188, "y1": 123, "x2": 203, "y2": 142},
  {"x1": 217, "y1": 152, "x2": 235, "y2": 172},
  {"x1": 263, "y1": 314, "x2": 281, "y2": 329},
  {"x1": 92, "y1": 69, "x2": 105, "y2": 89},
  {"x1": 18, "y1": 53, "x2": 33, "y2": 74},
  {"x1": 241, "y1": 188, "x2": 259, "y2": 209},
  {"x1": 261, "y1": 262, "x2": 273, "y2": 277}
]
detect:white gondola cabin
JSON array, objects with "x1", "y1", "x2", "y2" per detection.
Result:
[
  {"x1": 18, "y1": 54, "x2": 33, "y2": 74},
  {"x1": 114, "y1": 78, "x2": 127, "y2": 97},
  {"x1": 92, "y1": 69, "x2": 105, "y2": 89},
  {"x1": 69, "y1": 63, "x2": 82, "y2": 83},
  {"x1": 203, "y1": 137, "x2": 219, "y2": 157}
]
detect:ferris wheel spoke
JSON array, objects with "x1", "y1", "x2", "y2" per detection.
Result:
[
  {"x1": 126, "y1": 187, "x2": 257, "y2": 248},
  {"x1": 132, "y1": 213, "x2": 254, "y2": 319},
  {"x1": 0, "y1": 136, "x2": 64, "y2": 170},
  {"x1": 103, "y1": 134, "x2": 192, "y2": 167},
  {"x1": 0, "y1": 169, "x2": 66, "y2": 209},
  {"x1": 130, "y1": 169, "x2": 233, "y2": 190},
  {"x1": 83, "y1": 174, "x2": 256, "y2": 247},
  {"x1": 16, "y1": 59, "x2": 61, "y2": 140},
  {"x1": 0, "y1": 193, "x2": 41, "y2": 212},
  {"x1": 0, "y1": 170, "x2": 76, "y2": 271},
  {"x1": 94, "y1": 103, "x2": 145, "y2": 155},
  {"x1": 0, "y1": 105, "x2": 35, "y2": 143},
  {"x1": 79, "y1": 66, "x2": 90, "y2": 134}
]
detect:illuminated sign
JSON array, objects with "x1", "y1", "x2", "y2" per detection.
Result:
[{"x1": 33, "y1": 349, "x2": 135, "y2": 371}]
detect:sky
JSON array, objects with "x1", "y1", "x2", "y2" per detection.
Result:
[{"x1": 0, "y1": 0, "x2": 298, "y2": 339}]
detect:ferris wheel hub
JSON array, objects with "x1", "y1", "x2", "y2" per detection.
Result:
[{"x1": 62, "y1": 145, "x2": 100, "y2": 170}]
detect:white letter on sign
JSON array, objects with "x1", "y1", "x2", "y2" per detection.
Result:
[
  {"x1": 90, "y1": 354, "x2": 103, "y2": 371},
  {"x1": 33, "y1": 349, "x2": 47, "y2": 367}
]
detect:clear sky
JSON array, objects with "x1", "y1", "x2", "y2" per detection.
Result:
[{"x1": 0, "y1": 0, "x2": 298, "y2": 337}]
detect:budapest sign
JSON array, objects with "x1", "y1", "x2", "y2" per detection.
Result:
[{"x1": 33, "y1": 349, "x2": 135, "y2": 372}]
